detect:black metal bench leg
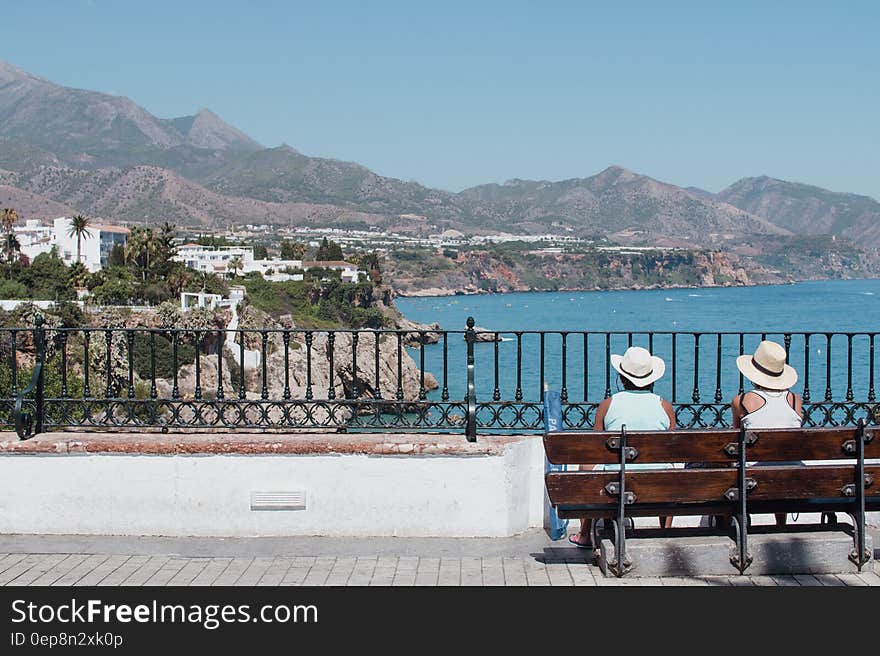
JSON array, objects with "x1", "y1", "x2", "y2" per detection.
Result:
[
  {"x1": 609, "y1": 426, "x2": 632, "y2": 577},
  {"x1": 609, "y1": 519, "x2": 632, "y2": 577},
  {"x1": 729, "y1": 426, "x2": 752, "y2": 574},
  {"x1": 849, "y1": 419, "x2": 870, "y2": 571},
  {"x1": 846, "y1": 513, "x2": 870, "y2": 571}
]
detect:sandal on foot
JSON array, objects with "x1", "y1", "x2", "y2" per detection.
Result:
[{"x1": 568, "y1": 534, "x2": 591, "y2": 549}]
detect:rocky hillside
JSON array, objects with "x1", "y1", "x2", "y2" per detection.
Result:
[
  {"x1": 0, "y1": 61, "x2": 260, "y2": 171},
  {"x1": 458, "y1": 166, "x2": 791, "y2": 243},
  {"x1": 201, "y1": 145, "x2": 465, "y2": 221},
  {"x1": 1, "y1": 61, "x2": 878, "y2": 257},
  {"x1": 717, "y1": 176, "x2": 880, "y2": 247},
  {"x1": 0, "y1": 165, "x2": 392, "y2": 228},
  {"x1": 385, "y1": 239, "x2": 880, "y2": 296},
  {"x1": 386, "y1": 247, "x2": 756, "y2": 295}
]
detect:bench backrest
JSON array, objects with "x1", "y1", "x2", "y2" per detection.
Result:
[
  {"x1": 544, "y1": 426, "x2": 879, "y2": 509},
  {"x1": 544, "y1": 426, "x2": 879, "y2": 466}
]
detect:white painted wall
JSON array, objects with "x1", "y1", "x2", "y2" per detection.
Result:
[
  {"x1": 53, "y1": 217, "x2": 102, "y2": 271},
  {"x1": 0, "y1": 437, "x2": 547, "y2": 538}
]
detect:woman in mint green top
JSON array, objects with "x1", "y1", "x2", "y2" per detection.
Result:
[
  {"x1": 569, "y1": 346, "x2": 676, "y2": 550},
  {"x1": 602, "y1": 388, "x2": 672, "y2": 431}
]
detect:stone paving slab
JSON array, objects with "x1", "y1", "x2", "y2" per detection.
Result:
[{"x1": 0, "y1": 530, "x2": 876, "y2": 587}]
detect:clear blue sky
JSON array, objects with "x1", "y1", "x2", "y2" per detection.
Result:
[{"x1": 3, "y1": 1, "x2": 878, "y2": 198}]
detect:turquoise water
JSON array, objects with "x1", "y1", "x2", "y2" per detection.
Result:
[{"x1": 396, "y1": 280, "x2": 880, "y2": 407}]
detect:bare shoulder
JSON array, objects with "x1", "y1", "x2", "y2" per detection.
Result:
[{"x1": 740, "y1": 390, "x2": 764, "y2": 413}]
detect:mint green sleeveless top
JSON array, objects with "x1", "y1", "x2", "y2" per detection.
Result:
[{"x1": 603, "y1": 390, "x2": 670, "y2": 431}]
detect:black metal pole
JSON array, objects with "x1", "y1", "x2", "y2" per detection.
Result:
[
  {"x1": 465, "y1": 316, "x2": 476, "y2": 442},
  {"x1": 34, "y1": 315, "x2": 45, "y2": 435}
]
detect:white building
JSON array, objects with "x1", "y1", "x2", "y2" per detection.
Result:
[
  {"x1": 173, "y1": 244, "x2": 303, "y2": 280},
  {"x1": 302, "y1": 261, "x2": 365, "y2": 283},
  {"x1": 52, "y1": 217, "x2": 129, "y2": 272},
  {"x1": 12, "y1": 218, "x2": 129, "y2": 271},
  {"x1": 174, "y1": 244, "x2": 252, "y2": 277},
  {"x1": 244, "y1": 258, "x2": 303, "y2": 282},
  {"x1": 13, "y1": 219, "x2": 54, "y2": 262}
]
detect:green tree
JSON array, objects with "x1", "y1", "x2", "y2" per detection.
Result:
[
  {"x1": 154, "y1": 222, "x2": 177, "y2": 277},
  {"x1": 253, "y1": 245, "x2": 268, "y2": 259},
  {"x1": 1, "y1": 207, "x2": 20, "y2": 273},
  {"x1": 280, "y1": 240, "x2": 306, "y2": 260},
  {"x1": 88, "y1": 266, "x2": 137, "y2": 305},
  {"x1": 18, "y1": 250, "x2": 75, "y2": 301},
  {"x1": 107, "y1": 243, "x2": 126, "y2": 267},
  {"x1": 316, "y1": 237, "x2": 343, "y2": 261},
  {"x1": 2, "y1": 231, "x2": 20, "y2": 271},
  {"x1": 359, "y1": 252, "x2": 382, "y2": 284},
  {"x1": 67, "y1": 215, "x2": 92, "y2": 264},
  {"x1": 0, "y1": 278, "x2": 28, "y2": 299}
]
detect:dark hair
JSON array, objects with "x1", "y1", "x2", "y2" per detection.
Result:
[{"x1": 620, "y1": 374, "x2": 653, "y2": 392}]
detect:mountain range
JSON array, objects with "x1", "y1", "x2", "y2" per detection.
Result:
[{"x1": 1, "y1": 60, "x2": 879, "y2": 249}]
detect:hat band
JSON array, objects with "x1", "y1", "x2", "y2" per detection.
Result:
[
  {"x1": 620, "y1": 364, "x2": 653, "y2": 379},
  {"x1": 751, "y1": 357, "x2": 783, "y2": 378}
]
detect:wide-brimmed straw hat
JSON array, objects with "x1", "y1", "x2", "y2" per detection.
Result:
[
  {"x1": 610, "y1": 346, "x2": 665, "y2": 388},
  {"x1": 736, "y1": 340, "x2": 798, "y2": 391}
]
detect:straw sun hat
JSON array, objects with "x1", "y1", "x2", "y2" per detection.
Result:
[
  {"x1": 610, "y1": 346, "x2": 666, "y2": 388},
  {"x1": 736, "y1": 340, "x2": 798, "y2": 391}
]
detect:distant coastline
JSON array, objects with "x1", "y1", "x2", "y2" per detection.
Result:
[{"x1": 393, "y1": 278, "x2": 797, "y2": 298}]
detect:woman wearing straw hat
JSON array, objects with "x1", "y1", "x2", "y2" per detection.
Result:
[
  {"x1": 569, "y1": 346, "x2": 676, "y2": 549},
  {"x1": 731, "y1": 340, "x2": 803, "y2": 526}
]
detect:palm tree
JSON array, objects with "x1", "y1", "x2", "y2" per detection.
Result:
[
  {"x1": 227, "y1": 256, "x2": 243, "y2": 278},
  {"x1": 124, "y1": 226, "x2": 156, "y2": 281},
  {"x1": 1, "y1": 207, "x2": 18, "y2": 233},
  {"x1": 67, "y1": 215, "x2": 92, "y2": 264},
  {"x1": 68, "y1": 261, "x2": 91, "y2": 288},
  {"x1": 1, "y1": 208, "x2": 19, "y2": 273}
]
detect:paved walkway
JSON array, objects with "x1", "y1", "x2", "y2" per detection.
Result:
[{"x1": 0, "y1": 530, "x2": 877, "y2": 587}]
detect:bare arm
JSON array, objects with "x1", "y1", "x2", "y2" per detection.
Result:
[
  {"x1": 731, "y1": 394, "x2": 743, "y2": 429},
  {"x1": 661, "y1": 398, "x2": 676, "y2": 429},
  {"x1": 788, "y1": 391, "x2": 803, "y2": 419},
  {"x1": 593, "y1": 397, "x2": 612, "y2": 431}
]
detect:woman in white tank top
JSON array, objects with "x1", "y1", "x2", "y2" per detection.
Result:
[{"x1": 731, "y1": 340, "x2": 803, "y2": 526}]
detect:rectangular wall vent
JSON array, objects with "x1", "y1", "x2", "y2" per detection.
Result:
[{"x1": 250, "y1": 491, "x2": 307, "y2": 511}]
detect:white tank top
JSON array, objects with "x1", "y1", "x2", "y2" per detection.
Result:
[{"x1": 740, "y1": 388, "x2": 802, "y2": 429}]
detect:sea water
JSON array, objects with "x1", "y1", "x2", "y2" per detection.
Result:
[{"x1": 396, "y1": 279, "x2": 880, "y2": 407}]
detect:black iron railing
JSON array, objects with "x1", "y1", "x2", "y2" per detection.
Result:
[{"x1": 3, "y1": 315, "x2": 879, "y2": 440}]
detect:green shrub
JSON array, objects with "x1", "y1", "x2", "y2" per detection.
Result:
[{"x1": 131, "y1": 333, "x2": 196, "y2": 380}]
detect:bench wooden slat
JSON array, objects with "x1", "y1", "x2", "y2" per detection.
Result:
[
  {"x1": 544, "y1": 426, "x2": 879, "y2": 465},
  {"x1": 546, "y1": 464, "x2": 879, "y2": 506},
  {"x1": 742, "y1": 427, "x2": 879, "y2": 461},
  {"x1": 544, "y1": 430, "x2": 739, "y2": 465}
]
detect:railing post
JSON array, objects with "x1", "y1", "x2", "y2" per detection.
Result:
[
  {"x1": 465, "y1": 316, "x2": 477, "y2": 442},
  {"x1": 33, "y1": 314, "x2": 45, "y2": 435}
]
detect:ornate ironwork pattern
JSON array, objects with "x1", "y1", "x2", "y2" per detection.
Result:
[{"x1": 3, "y1": 317, "x2": 880, "y2": 440}]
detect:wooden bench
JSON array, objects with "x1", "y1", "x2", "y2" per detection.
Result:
[{"x1": 544, "y1": 420, "x2": 879, "y2": 576}]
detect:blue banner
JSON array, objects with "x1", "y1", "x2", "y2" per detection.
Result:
[{"x1": 543, "y1": 388, "x2": 569, "y2": 540}]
